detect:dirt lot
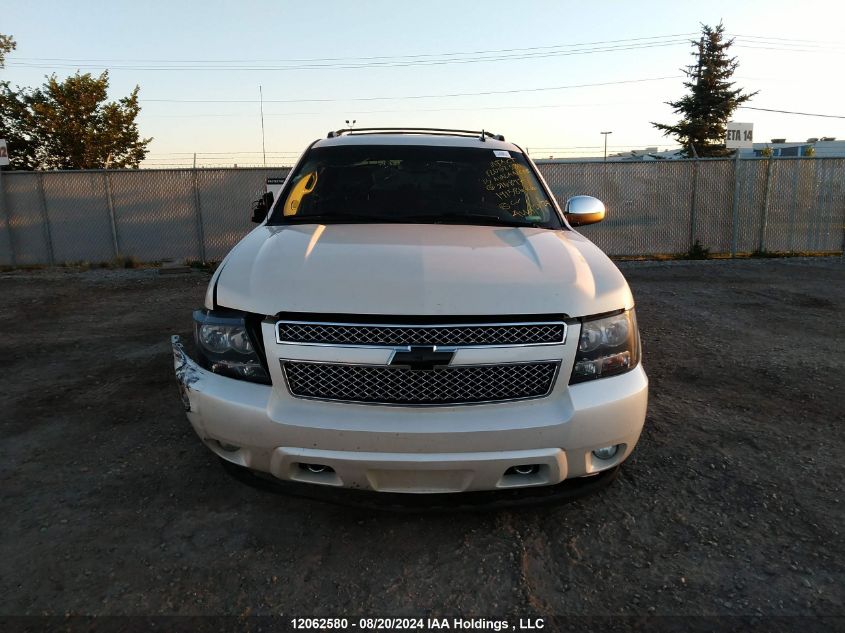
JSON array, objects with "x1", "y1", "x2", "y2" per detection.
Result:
[{"x1": 1, "y1": 258, "x2": 843, "y2": 627}]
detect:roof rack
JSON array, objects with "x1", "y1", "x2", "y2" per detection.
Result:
[{"x1": 326, "y1": 127, "x2": 505, "y2": 142}]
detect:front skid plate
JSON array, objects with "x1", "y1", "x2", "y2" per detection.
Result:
[{"x1": 219, "y1": 458, "x2": 620, "y2": 513}]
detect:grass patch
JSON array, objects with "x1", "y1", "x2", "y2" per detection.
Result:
[
  {"x1": 613, "y1": 250, "x2": 842, "y2": 262},
  {"x1": 0, "y1": 263, "x2": 49, "y2": 272},
  {"x1": 685, "y1": 240, "x2": 711, "y2": 260},
  {"x1": 112, "y1": 255, "x2": 141, "y2": 269},
  {"x1": 186, "y1": 259, "x2": 218, "y2": 272}
]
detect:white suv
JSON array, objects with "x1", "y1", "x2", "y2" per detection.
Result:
[{"x1": 172, "y1": 128, "x2": 647, "y2": 502}]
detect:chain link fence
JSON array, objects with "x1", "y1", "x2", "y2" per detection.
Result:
[
  {"x1": 0, "y1": 168, "x2": 289, "y2": 266},
  {"x1": 0, "y1": 158, "x2": 842, "y2": 266},
  {"x1": 539, "y1": 157, "x2": 845, "y2": 256}
]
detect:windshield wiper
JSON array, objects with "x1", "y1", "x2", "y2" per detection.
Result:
[
  {"x1": 404, "y1": 212, "x2": 545, "y2": 229},
  {"x1": 274, "y1": 212, "x2": 548, "y2": 228},
  {"x1": 276, "y1": 213, "x2": 409, "y2": 225}
]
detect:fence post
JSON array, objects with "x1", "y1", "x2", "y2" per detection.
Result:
[
  {"x1": 37, "y1": 171, "x2": 56, "y2": 266},
  {"x1": 788, "y1": 162, "x2": 799, "y2": 252},
  {"x1": 836, "y1": 159, "x2": 845, "y2": 257},
  {"x1": 809, "y1": 159, "x2": 822, "y2": 252},
  {"x1": 688, "y1": 159, "x2": 699, "y2": 249},
  {"x1": 758, "y1": 157, "x2": 774, "y2": 253},
  {"x1": 730, "y1": 151, "x2": 741, "y2": 257},
  {"x1": 0, "y1": 169, "x2": 16, "y2": 267},
  {"x1": 841, "y1": 168, "x2": 845, "y2": 256},
  {"x1": 192, "y1": 165, "x2": 207, "y2": 263},
  {"x1": 103, "y1": 170, "x2": 121, "y2": 258}
]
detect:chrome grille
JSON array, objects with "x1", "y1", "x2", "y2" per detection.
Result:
[
  {"x1": 277, "y1": 321, "x2": 565, "y2": 347},
  {"x1": 283, "y1": 361, "x2": 559, "y2": 405}
]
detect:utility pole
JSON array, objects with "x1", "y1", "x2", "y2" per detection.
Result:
[
  {"x1": 601, "y1": 131, "x2": 613, "y2": 162},
  {"x1": 259, "y1": 85, "x2": 267, "y2": 168}
]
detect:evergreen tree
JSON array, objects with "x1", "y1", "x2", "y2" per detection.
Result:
[{"x1": 653, "y1": 23, "x2": 757, "y2": 157}]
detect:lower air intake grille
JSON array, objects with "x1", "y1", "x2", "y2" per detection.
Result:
[{"x1": 283, "y1": 361, "x2": 559, "y2": 405}]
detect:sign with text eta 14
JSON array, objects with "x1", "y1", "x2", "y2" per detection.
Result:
[
  {"x1": 725, "y1": 122, "x2": 754, "y2": 149},
  {"x1": 0, "y1": 139, "x2": 9, "y2": 166}
]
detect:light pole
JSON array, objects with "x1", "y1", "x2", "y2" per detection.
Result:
[
  {"x1": 345, "y1": 119, "x2": 356, "y2": 129},
  {"x1": 601, "y1": 131, "x2": 613, "y2": 162},
  {"x1": 259, "y1": 85, "x2": 266, "y2": 168}
]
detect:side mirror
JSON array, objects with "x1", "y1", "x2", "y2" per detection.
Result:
[
  {"x1": 251, "y1": 191, "x2": 274, "y2": 223},
  {"x1": 564, "y1": 195, "x2": 605, "y2": 226}
]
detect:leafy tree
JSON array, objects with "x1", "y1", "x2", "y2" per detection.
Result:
[
  {"x1": 653, "y1": 23, "x2": 757, "y2": 157},
  {"x1": 1, "y1": 70, "x2": 152, "y2": 170},
  {"x1": 0, "y1": 33, "x2": 35, "y2": 168},
  {"x1": 0, "y1": 33, "x2": 15, "y2": 68},
  {"x1": 0, "y1": 81, "x2": 38, "y2": 168}
]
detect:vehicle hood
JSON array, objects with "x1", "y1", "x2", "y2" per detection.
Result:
[{"x1": 212, "y1": 223, "x2": 633, "y2": 317}]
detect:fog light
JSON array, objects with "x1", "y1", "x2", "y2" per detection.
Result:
[
  {"x1": 592, "y1": 445, "x2": 619, "y2": 460},
  {"x1": 300, "y1": 463, "x2": 334, "y2": 474},
  {"x1": 507, "y1": 464, "x2": 540, "y2": 476}
]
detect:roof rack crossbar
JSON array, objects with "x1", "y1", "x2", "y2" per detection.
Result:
[{"x1": 326, "y1": 127, "x2": 505, "y2": 142}]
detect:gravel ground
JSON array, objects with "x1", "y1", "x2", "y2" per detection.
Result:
[{"x1": 0, "y1": 258, "x2": 843, "y2": 628}]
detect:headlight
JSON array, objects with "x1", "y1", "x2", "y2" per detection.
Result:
[
  {"x1": 199, "y1": 324, "x2": 254, "y2": 354},
  {"x1": 570, "y1": 309, "x2": 640, "y2": 384},
  {"x1": 193, "y1": 310, "x2": 270, "y2": 383}
]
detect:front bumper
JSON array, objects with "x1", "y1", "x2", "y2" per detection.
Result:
[
  {"x1": 220, "y1": 457, "x2": 621, "y2": 511},
  {"x1": 172, "y1": 335, "x2": 648, "y2": 495}
]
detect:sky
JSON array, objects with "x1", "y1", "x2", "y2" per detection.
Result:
[{"x1": 3, "y1": 0, "x2": 845, "y2": 167}]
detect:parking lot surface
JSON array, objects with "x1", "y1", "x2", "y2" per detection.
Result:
[{"x1": 1, "y1": 258, "x2": 842, "y2": 621}]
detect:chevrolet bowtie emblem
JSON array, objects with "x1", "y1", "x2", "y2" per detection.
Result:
[{"x1": 390, "y1": 346, "x2": 455, "y2": 371}]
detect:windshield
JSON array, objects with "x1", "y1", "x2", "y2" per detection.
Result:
[{"x1": 269, "y1": 145, "x2": 562, "y2": 229}]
